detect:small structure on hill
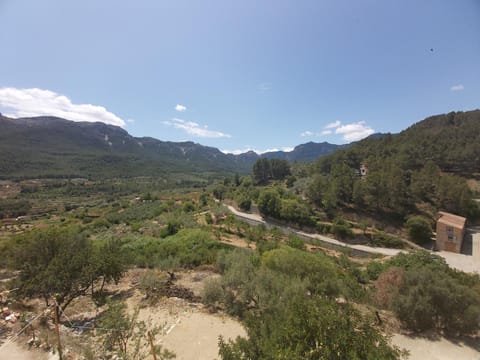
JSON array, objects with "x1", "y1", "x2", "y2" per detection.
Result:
[
  {"x1": 359, "y1": 163, "x2": 368, "y2": 177},
  {"x1": 435, "y1": 211, "x2": 466, "y2": 253}
]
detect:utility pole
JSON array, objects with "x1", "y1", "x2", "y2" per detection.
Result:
[
  {"x1": 53, "y1": 302, "x2": 63, "y2": 360},
  {"x1": 148, "y1": 331, "x2": 158, "y2": 360}
]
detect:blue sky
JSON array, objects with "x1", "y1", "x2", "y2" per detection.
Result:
[{"x1": 0, "y1": 0, "x2": 479, "y2": 154}]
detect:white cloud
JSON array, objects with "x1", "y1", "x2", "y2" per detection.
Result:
[
  {"x1": 321, "y1": 129, "x2": 332, "y2": 135},
  {"x1": 450, "y1": 84, "x2": 464, "y2": 91},
  {"x1": 221, "y1": 149, "x2": 249, "y2": 155},
  {"x1": 0, "y1": 87, "x2": 125, "y2": 126},
  {"x1": 335, "y1": 121, "x2": 374, "y2": 141},
  {"x1": 301, "y1": 130, "x2": 314, "y2": 137},
  {"x1": 175, "y1": 104, "x2": 187, "y2": 112},
  {"x1": 258, "y1": 82, "x2": 272, "y2": 93},
  {"x1": 163, "y1": 118, "x2": 231, "y2": 138},
  {"x1": 325, "y1": 120, "x2": 341, "y2": 129},
  {"x1": 126, "y1": 118, "x2": 135, "y2": 123},
  {"x1": 221, "y1": 146, "x2": 294, "y2": 155}
]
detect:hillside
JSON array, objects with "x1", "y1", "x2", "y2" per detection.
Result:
[
  {"x1": 311, "y1": 110, "x2": 480, "y2": 220},
  {"x1": 317, "y1": 110, "x2": 480, "y2": 177},
  {"x1": 0, "y1": 115, "x2": 343, "y2": 179}
]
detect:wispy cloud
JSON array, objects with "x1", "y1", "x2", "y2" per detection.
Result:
[
  {"x1": 175, "y1": 104, "x2": 187, "y2": 112},
  {"x1": 300, "y1": 119, "x2": 374, "y2": 141},
  {"x1": 325, "y1": 120, "x2": 341, "y2": 129},
  {"x1": 258, "y1": 82, "x2": 272, "y2": 93},
  {"x1": 450, "y1": 84, "x2": 464, "y2": 92},
  {"x1": 0, "y1": 87, "x2": 125, "y2": 126},
  {"x1": 301, "y1": 130, "x2": 314, "y2": 137},
  {"x1": 126, "y1": 118, "x2": 135, "y2": 123},
  {"x1": 163, "y1": 118, "x2": 231, "y2": 138},
  {"x1": 335, "y1": 121, "x2": 374, "y2": 141}
]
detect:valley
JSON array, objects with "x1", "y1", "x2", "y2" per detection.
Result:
[{"x1": 0, "y1": 110, "x2": 479, "y2": 359}]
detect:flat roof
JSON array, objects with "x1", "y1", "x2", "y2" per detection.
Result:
[{"x1": 438, "y1": 211, "x2": 466, "y2": 229}]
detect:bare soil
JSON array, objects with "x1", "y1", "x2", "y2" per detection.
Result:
[
  {"x1": 391, "y1": 333, "x2": 480, "y2": 360},
  {"x1": 1, "y1": 268, "x2": 478, "y2": 360}
]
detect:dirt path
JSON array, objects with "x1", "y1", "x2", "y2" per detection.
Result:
[
  {"x1": 126, "y1": 270, "x2": 246, "y2": 360},
  {"x1": 0, "y1": 341, "x2": 55, "y2": 360},
  {"x1": 392, "y1": 334, "x2": 480, "y2": 360},
  {"x1": 227, "y1": 205, "x2": 480, "y2": 273},
  {"x1": 153, "y1": 307, "x2": 245, "y2": 360},
  {"x1": 226, "y1": 205, "x2": 403, "y2": 256}
]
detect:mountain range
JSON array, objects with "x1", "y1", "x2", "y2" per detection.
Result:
[
  {"x1": 0, "y1": 115, "x2": 345, "y2": 179},
  {"x1": 3, "y1": 109, "x2": 478, "y2": 181}
]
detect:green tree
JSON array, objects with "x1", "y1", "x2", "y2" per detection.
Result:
[
  {"x1": 253, "y1": 158, "x2": 271, "y2": 184},
  {"x1": 279, "y1": 198, "x2": 312, "y2": 226},
  {"x1": 13, "y1": 227, "x2": 91, "y2": 316},
  {"x1": 270, "y1": 158, "x2": 291, "y2": 180},
  {"x1": 91, "y1": 238, "x2": 127, "y2": 305},
  {"x1": 405, "y1": 216, "x2": 432, "y2": 245},
  {"x1": 257, "y1": 189, "x2": 281, "y2": 217},
  {"x1": 12, "y1": 226, "x2": 126, "y2": 318},
  {"x1": 253, "y1": 158, "x2": 291, "y2": 184},
  {"x1": 307, "y1": 175, "x2": 327, "y2": 207}
]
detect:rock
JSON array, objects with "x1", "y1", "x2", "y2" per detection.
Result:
[{"x1": 5, "y1": 314, "x2": 16, "y2": 323}]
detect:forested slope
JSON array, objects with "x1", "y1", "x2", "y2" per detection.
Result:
[{"x1": 311, "y1": 110, "x2": 480, "y2": 220}]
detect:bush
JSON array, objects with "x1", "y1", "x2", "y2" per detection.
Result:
[
  {"x1": 237, "y1": 196, "x2": 252, "y2": 212},
  {"x1": 219, "y1": 295, "x2": 402, "y2": 359},
  {"x1": 370, "y1": 231, "x2": 405, "y2": 249},
  {"x1": 202, "y1": 277, "x2": 224, "y2": 306},
  {"x1": 91, "y1": 217, "x2": 111, "y2": 229},
  {"x1": 285, "y1": 235, "x2": 306, "y2": 250},
  {"x1": 331, "y1": 217, "x2": 353, "y2": 240},
  {"x1": 366, "y1": 261, "x2": 386, "y2": 281},
  {"x1": 262, "y1": 247, "x2": 344, "y2": 298},
  {"x1": 393, "y1": 267, "x2": 480, "y2": 334},
  {"x1": 124, "y1": 229, "x2": 233, "y2": 269},
  {"x1": 139, "y1": 270, "x2": 167, "y2": 300},
  {"x1": 373, "y1": 267, "x2": 405, "y2": 308},
  {"x1": 405, "y1": 216, "x2": 433, "y2": 244}
]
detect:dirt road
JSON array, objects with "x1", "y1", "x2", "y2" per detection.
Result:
[{"x1": 227, "y1": 205, "x2": 480, "y2": 273}]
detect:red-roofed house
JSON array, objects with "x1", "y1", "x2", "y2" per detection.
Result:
[{"x1": 435, "y1": 211, "x2": 466, "y2": 253}]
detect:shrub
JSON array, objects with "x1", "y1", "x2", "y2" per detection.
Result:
[
  {"x1": 285, "y1": 235, "x2": 306, "y2": 250},
  {"x1": 139, "y1": 270, "x2": 167, "y2": 300},
  {"x1": 91, "y1": 217, "x2": 111, "y2": 229},
  {"x1": 202, "y1": 277, "x2": 224, "y2": 306},
  {"x1": 331, "y1": 217, "x2": 353, "y2": 240},
  {"x1": 405, "y1": 216, "x2": 433, "y2": 244},
  {"x1": 219, "y1": 295, "x2": 402, "y2": 359},
  {"x1": 373, "y1": 267, "x2": 405, "y2": 308},
  {"x1": 237, "y1": 196, "x2": 252, "y2": 211},
  {"x1": 393, "y1": 267, "x2": 480, "y2": 334},
  {"x1": 370, "y1": 231, "x2": 405, "y2": 249}
]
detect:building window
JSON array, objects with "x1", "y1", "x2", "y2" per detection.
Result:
[{"x1": 446, "y1": 226, "x2": 456, "y2": 242}]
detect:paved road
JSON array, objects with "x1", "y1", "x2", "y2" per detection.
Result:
[{"x1": 226, "y1": 205, "x2": 480, "y2": 274}]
